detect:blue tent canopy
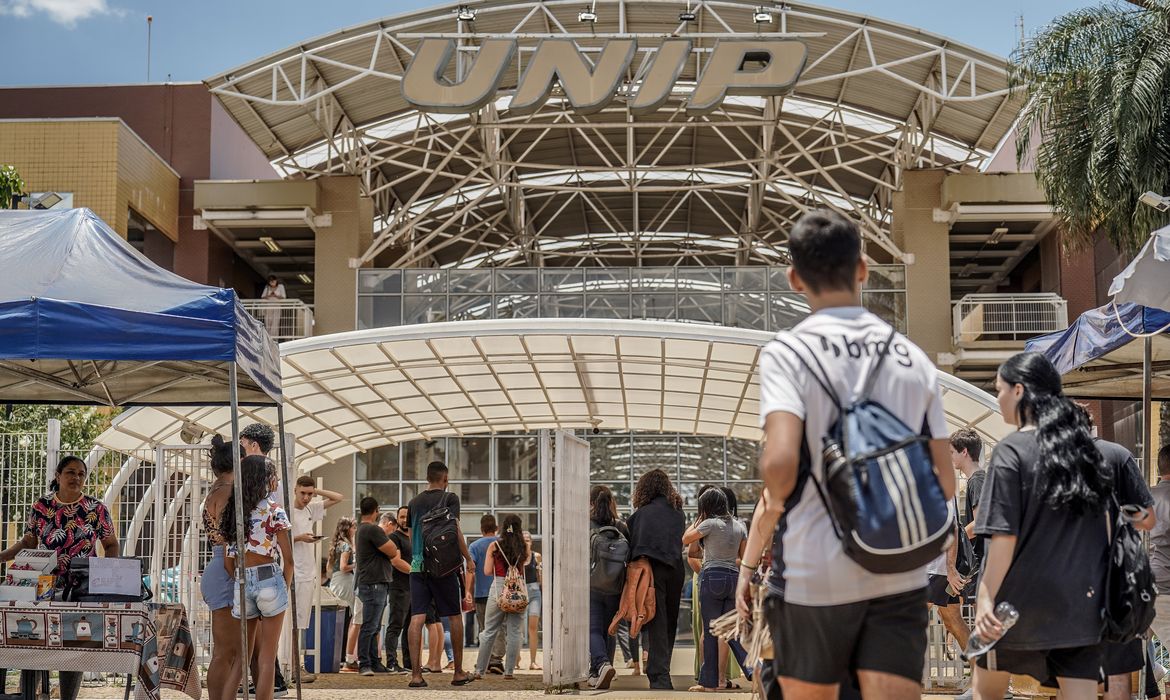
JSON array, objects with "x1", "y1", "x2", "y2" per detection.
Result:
[
  {"x1": 1025, "y1": 302, "x2": 1170, "y2": 400},
  {"x1": 0, "y1": 208, "x2": 281, "y2": 405}
]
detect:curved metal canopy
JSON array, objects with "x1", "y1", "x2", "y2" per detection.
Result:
[
  {"x1": 96, "y1": 319, "x2": 1011, "y2": 472},
  {"x1": 206, "y1": 0, "x2": 1022, "y2": 268}
]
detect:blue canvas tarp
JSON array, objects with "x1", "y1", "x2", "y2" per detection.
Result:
[
  {"x1": 1025, "y1": 302, "x2": 1170, "y2": 400},
  {"x1": 0, "y1": 208, "x2": 281, "y2": 405}
]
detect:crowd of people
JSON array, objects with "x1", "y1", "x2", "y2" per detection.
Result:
[{"x1": 182, "y1": 206, "x2": 1170, "y2": 700}]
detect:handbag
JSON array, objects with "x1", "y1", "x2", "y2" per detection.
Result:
[{"x1": 61, "y1": 557, "x2": 152, "y2": 603}]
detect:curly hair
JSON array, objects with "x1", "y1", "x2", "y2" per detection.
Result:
[
  {"x1": 998, "y1": 352, "x2": 1109, "y2": 516},
  {"x1": 326, "y1": 517, "x2": 355, "y2": 574},
  {"x1": 632, "y1": 468, "x2": 682, "y2": 510},
  {"x1": 495, "y1": 514, "x2": 527, "y2": 569},
  {"x1": 219, "y1": 455, "x2": 277, "y2": 544}
]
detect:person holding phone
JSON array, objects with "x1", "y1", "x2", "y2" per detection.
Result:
[{"x1": 290, "y1": 475, "x2": 343, "y2": 681}]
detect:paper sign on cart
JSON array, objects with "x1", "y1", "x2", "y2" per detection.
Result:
[{"x1": 88, "y1": 557, "x2": 142, "y2": 596}]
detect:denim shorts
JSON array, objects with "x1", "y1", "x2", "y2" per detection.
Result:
[
  {"x1": 526, "y1": 582, "x2": 541, "y2": 618},
  {"x1": 201, "y1": 546, "x2": 235, "y2": 612},
  {"x1": 232, "y1": 563, "x2": 289, "y2": 620}
]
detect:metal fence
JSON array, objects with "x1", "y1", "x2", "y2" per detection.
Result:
[
  {"x1": 240, "y1": 299, "x2": 315, "y2": 341},
  {"x1": 952, "y1": 293, "x2": 1069, "y2": 345}
]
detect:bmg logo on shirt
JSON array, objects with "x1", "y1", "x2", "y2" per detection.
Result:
[{"x1": 818, "y1": 333, "x2": 913, "y2": 367}]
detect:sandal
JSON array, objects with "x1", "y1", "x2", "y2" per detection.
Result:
[
  {"x1": 420, "y1": 666, "x2": 434, "y2": 674},
  {"x1": 529, "y1": 662, "x2": 542, "y2": 670},
  {"x1": 451, "y1": 676, "x2": 473, "y2": 686},
  {"x1": 408, "y1": 680, "x2": 428, "y2": 688}
]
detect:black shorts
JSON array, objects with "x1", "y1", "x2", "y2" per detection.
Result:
[
  {"x1": 977, "y1": 644, "x2": 1103, "y2": 683},
  {"x1": 409, "y1": 572, "x2": 461, "y2": 619},
  {"x1": 926, "y1": 575, "x2": 960, "y2": 607},
  {"x1": 1102, "y1": 639, "x2": 1144, "y2": 676},
  {"x1": 765, "y1": 587, "x2": 928, "y2": 685}
]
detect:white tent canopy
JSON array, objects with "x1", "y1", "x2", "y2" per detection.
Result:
[{"x1": 97, "y1": 319, "x2": 1010, "y2": 470}]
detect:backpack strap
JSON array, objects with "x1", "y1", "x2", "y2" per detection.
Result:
[
  {"x1": 859, "y1": 326, "x2": 900, "y2": 402},
  {"x1": 773, "y1": 332, "x2": 843, "y2": 412}
]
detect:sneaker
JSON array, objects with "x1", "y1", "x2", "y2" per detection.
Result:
[
  {"x1": 595, "y1": 662, "x2": 616, "y2": 690},
  {"x1": 586, "y1": 674, "x2": 600, "y2": 689},
  {"x1": 371, "y1": 662, "x2": 392, "y2": 674},
  {"x1": 272, "y1": 686, "x2": 288, "y2": 699},
  {"x1": 340, "y1": 662, "x2": 359, "y2": 674},
  {"x1": 488, "y1": 661, "x2": 505, "y2": 675},
  {"x1": 236, "y1": 685, "x2": 255, "y2": 698},
  {"x1": 298, "y1": 668, "x2": 316, "y2": 684},
  {"x1": 359, "y1": 667, "x2": 375, "y2": 677},
  {"x1": 386, "y1": 664, "x2": 408, "y2": 675}
]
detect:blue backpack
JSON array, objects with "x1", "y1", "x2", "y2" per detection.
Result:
[{"x1": 776, "y1": 327, "x2": 953, "y2": 574}]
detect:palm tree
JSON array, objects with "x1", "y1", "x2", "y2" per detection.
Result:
[{"x1": 1012, "y1": 0, "x2": 1170, "y2": 251}]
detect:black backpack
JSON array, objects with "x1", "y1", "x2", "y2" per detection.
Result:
[
  {"x1": 420, "y1": 493, "x2": 463, "y2": 578},
  {"x1": 776, "y1": 328, "x2": 953, "y2": 574},
  {"x1": 589, "y1": 526, "x2": 629, "y2": 595},
  {"x1": 1102, "y1": 491, "x2": 1156, "y2": 643}
]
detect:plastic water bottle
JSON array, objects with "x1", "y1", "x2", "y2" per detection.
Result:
[{"x1": 964, "y1": 602, "x2": 1019, "y2": 659}]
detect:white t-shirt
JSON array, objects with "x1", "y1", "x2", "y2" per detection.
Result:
[
  {"x1": 926, "y1": 552, "x2": 947, "y2": 577},
  {"x1": 758, "y1": 307, "x2": 948, "y2": 607},
  {"x1": 262, "y1": 283, "x2": 286, "y2": 301},
  {"x1": 291, "y1": 500, "x2": 325, "y2": 582}
]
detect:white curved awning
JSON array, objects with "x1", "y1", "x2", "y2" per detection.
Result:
[{"x1": 96, "y1": 319, "x2": 1011, "y2": 472}]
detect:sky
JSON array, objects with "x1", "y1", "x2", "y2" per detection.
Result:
[{"x1": 0, "y1": 0, "x2": 1093, "y2": 87}]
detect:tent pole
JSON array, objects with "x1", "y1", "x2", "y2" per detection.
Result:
[
  {"x1": 1145, "y1": 336, "x2": 1154, "y2": 482},
  {"x1": 229, "y1": 363, "x2": 251, "y2": 700},
  {"x1": 276, "y1": 404, "x2": 303, "y2": 700}
]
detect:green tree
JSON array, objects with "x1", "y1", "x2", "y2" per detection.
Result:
[
  {"x1": 0, "y1": 165, "x2": 24, "y2": 209},
  {"x1": 1012, "y1": 0, "x2": 1170, "y2": 251},
  {"x1": 0, "y1": 405, "x2": 120, "y2": 454}
]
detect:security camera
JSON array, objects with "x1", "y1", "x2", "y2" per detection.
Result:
[{"x1": 1139, "y1": 191, "x2": 1170, "y2": 213}]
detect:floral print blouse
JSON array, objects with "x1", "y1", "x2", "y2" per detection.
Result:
[{"x1": 25, "y1": 494, "x2": 115, "y2": 578}]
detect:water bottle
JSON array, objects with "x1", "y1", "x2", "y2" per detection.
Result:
[{"x1": 964, "y1": 602, "x2": 1019, "y2": 659}]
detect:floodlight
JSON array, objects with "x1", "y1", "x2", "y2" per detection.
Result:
[
  {"x1": 179, "y1": 422, "x2": 208, "y2": 445},
  {"x1": 456, "y1": 6, "x2": 476, "y2": 22},
  {"x1": 1139, "y1": 191, "x2": 1170, "y2": 212},
  {"x1": 578, "y1": 7, "x2": 598, "y2": 22},
  {"x1": 753, "y1": 8, "x2": 773, "y2": 23},
  {"x1": 679, "y1": 10, "x2": 696, "y2": 21}
]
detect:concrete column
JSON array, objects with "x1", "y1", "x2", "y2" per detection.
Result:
[
  {"x1": 314, "y1": 176, "x2": 370, "y2": 336},
  {"x1": 892, "y1": 170, "x2": 953, "y2": 371}
]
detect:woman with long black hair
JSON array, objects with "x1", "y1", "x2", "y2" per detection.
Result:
[
  {"x1": 587, "y1": 485, "x2": 630, "y2": 689},
  {"x1": 972, "y1": 352, "x2": 1113, "y2": 700},
  {"x1": 220, "y1": 456, "x2": 294, "y2": 700},
  {"x1": 627, "y1": 468, "x2": 687, "y2": 691},
  {"x1": 474, "y1": 514, "x2": 529, "y2": 679},
  {"x1": 684, "y1": 488, "x2": 749, "y2": 692}
]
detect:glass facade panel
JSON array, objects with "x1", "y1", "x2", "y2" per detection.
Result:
[
  {"x1": 631, "y1": 435, "x2": 678, "y2": 479},
  {"x1": 862, "y1": 291, "x2": 908, "y2": 332},
  {"x1": 496, "y1": 269, "x2": 539, "y2": 293},
  {"x1": 359, "y1": 269, "x2": 402, "y2": 294},
  {"x1": 404, "y1": 269, "x2": 447, "y2": 293},
  {"x1": 403, "y1": 295, "x2": 447, "y2": 325},
  {"x1": 676, "y1": 268, "x2": 723, "y2": 292},
  {"x1": 866, "y1": 265, "x2": 906, "y2": 290},
  {"x1": 726, "y1": 438, "x2": 758, "y2": 481},
  {"x1": 357, "y1": 482, "x2": 401, "y2": 507},
  {"x1": 724, "y1": 267, "x2": 767, "y2": 291},
  {"x1": 770, "y1": 293, "x2": 811, "y2": 331},
  {"x1": 724, "y1": 293, "x2": 768, "y2": 330},
  {"x1": 496, "y1": 294, "x2": 538, "y2": 319},
  {"x1": 678, "y1": 436, "x2": 725, "y2": 482},
  {"x1": 448, "y1": 436, "x2": 492, "y2": 480},
  {"x1": 498, "y1": 436, "x2": 539, "y2": 480},
  {"x1": 453, "y1": 481, "x2": 492, "y2": 506},
  {"x1": 585, "y1": 294, "x2": 631, "y2": 319},
  {"x1": 589, "y1": 436, "x2": 633, "y2": 481},
  {"x1": 357, "y1": 296, "x2": 401, "y2": 329},
  {"x1": 402, "y1": 440, "x2": 448, "y2": 481},
  {"x1": 356, "y1": 444, "x2": 399, "y2": 482},
  {"x1": 585, "y1": 268, "x2": 630, "y2": 292},
  {"x1": 541, "y1": 269, "x2": 584, "y2": 292},
  {"x1": 450, "y1": 295, "x2": 493, "y2": 321},
  {"x1": 449, "y1": 269, "x2": 493, "y2": 293},
  {"x1": 634, "y1": 294, "x2": 677, "y2": 320},
  {"x1": 677, "y1": 294, "x2": 722, "y2": 325},
  {"x1": 635, "y1": 268, "x2": 677, "y2": 292},
  {"x1": 496, "y1": 482, "x2": 540, "y2": 508},
  {"x1": 541, "y1": 294, "x2": 585, "y2": 318}
]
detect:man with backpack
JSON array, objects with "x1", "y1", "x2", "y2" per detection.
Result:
[
  {"x1": 742, "y1": 210, "x2": 955, "y2": 700},
  {"x1": 405, "y1": 461, "x2": 475, "y2": 688}
]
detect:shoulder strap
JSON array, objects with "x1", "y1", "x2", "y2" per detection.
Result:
[
  {"x1": 859, "y1": 326, "x2": 900, "y2": 402},
  {"x1": 773, "y1": 332, "x2": 842, "y2": 411}
]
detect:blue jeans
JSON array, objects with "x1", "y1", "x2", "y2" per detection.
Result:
[
  {"x1": 589, "y1": 591, "x2": 622, "y2": 675},
  {"x1": 698, "y1": 567, "x2": 749, "y2": 688},
  {"x1": 356, "y1": 582, "x2": 389, "y2": 669},
  {"x1": 476, "y1": 579, "x2": 524, "y2": 675}
]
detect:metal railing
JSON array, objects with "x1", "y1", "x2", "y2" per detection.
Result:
[
  {"x1": 952, "y1": 293, "x2": 1068, "y2": 345},
  {"x1": 241, "y1": 299, "x2": 314, "y2": 341}
]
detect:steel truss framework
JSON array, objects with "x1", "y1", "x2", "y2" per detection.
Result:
[{"x1": 207, "y1": 0, "x2": 1023, "y2": 269}]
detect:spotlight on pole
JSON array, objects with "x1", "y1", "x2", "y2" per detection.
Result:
[
  {"x1": 753, "y1": 7, "x2": 773, "y2": 23},
  {"x1": 456, "y1": 5, "x2": 476, "y2": 22}
]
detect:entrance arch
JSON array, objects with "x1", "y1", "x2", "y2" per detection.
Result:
[{"x1": 97, "y1": 318, "x2": 1009, "y2": 686}]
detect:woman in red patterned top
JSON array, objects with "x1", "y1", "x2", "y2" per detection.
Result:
[{"x1": 0, "y1": 455, "x2": 119, "y2": 700}]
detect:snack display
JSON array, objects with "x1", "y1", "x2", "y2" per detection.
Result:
[{"x1": 1, "y1": 550, "x2": 57, "y2": 602}]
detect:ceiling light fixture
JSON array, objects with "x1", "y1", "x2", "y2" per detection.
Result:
[
  {"x1": 988, "y1": 226, "x2": 1009, "y2": 244},
  {"x1": 578, "y1": 2, "x2": 598, "y2": 22},
  {"x1": 259, "y1": 236, "x2": 281, "y2": 253},
  {"x1": 753, "y1": 7, "x2": 773, "y2": 23},
  {"x1": 679, "y1": 2, "x2": 696, "y2": 21},
  {"x1": 297, "y1": 273, "x2": 313, "y2": 284}
]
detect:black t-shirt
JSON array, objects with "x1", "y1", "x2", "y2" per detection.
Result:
[
  {"x1": 964, "y1": 469, "x2": 987, "y2": 565},
  {"x1": 407, "y1": 489, "x2": 461, "y2": 571},
  {"x1": 975, "y1": 430, "x2": 1109, "y2": 650},
  {"x1": 389, "y1": 530, "x2": 411, "y2": 590},
  {"x1": 355, "y1": 522, "x2": 393, "y2": 586},
  {"x1": 1095, "y1": 438, "x2": 1154, "y2": 512}
]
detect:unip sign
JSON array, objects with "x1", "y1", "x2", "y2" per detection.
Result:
[{"x1": 402, "y1": 38, "x2": 807, "y2": 115}]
